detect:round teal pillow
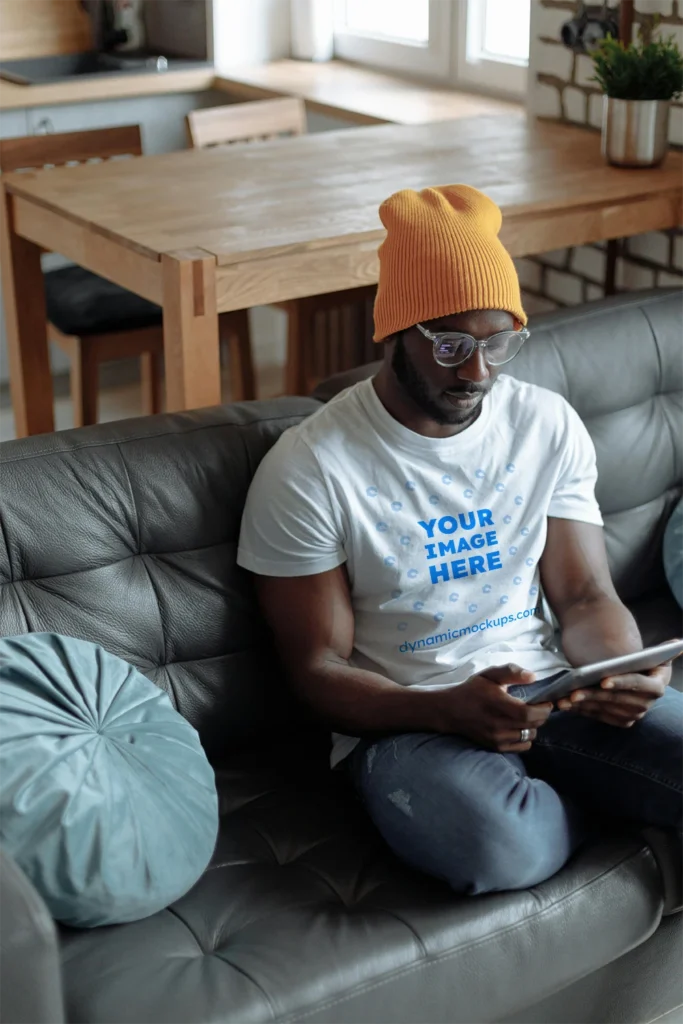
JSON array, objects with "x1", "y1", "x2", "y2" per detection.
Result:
[
  {"x1": 0, "y1": 633, "x2": 219, "y2": 928},
  {"x1": 664, "y1": 498, "x2": 683, "y2": 609}
]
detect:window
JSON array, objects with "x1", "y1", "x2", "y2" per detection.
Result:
[
  {"x1": 459, "y1": 0, "x2": 530, "y2": 94},
  {"x1": 334, "y1": 0, "x2": 452, "y2": 79},
  {"x1": 333, "y1": 0, "x2": 530, "y2": 97}
]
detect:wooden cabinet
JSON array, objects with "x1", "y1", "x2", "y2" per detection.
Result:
[{"x1": 24, "y1": 89, "x2": 226, "y2": 153}]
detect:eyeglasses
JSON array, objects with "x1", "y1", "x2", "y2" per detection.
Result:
[{"x1": 416, "y1": 323, "x2": 530, "y2": 368}]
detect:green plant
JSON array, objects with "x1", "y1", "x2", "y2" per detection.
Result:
[{"x1": 591, "y1": 33, "x2": 683, "y2": 100}]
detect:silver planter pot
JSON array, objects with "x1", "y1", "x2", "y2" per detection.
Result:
[{"x1": 601, "y1": 96, "x2": 671, "y2": 168}]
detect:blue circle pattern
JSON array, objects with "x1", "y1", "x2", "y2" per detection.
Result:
[
  {"x1": 468, "y1": 603, "x2": 478, "y2": 613},
  {"x1": 495, "y1": 483, "x2": 505, "y2": 492},
  {"x1": 503, "y1": 515, "x2": 512, "y2": 524},
  {"x1": 407, "y1": 569, "x2": 418, "y2": 579},
  {"x1": 376, "y1": 522, "x2": 388, "y2": 532},
  {"x1": 521, "y1": 527, "x2": 530, "y2": 536},
  {"x1": 391, "y1": 501, "x2": 402, "y2": 512},
  {"x1": 442, "y1": 474, "x2": 452, "y2": 485},
  {"x1": 529, "y1": 586, "x2": 538, "y2": 597},
  {"x1": 475, "y1": 469, "x2": 486, "y2": 479},
  {"x1": 526, "y1": 557, "x2": 534, "y2": 567},
  {"x1": 449, "y1": 592, "x2": 459, "y2": 602},
  {"x1": 384, "y1": 556, "x2": 396, "y2": 566},
  {"x1": 366, "y1": 486, "x2": 378, "y2": 498},
  {"x1": 400, "y1": 535, "x2": 411, "y2": 546},
  {"x1": 509, "y1": 546, "x2": 518, "y2": 555},
  {"x1": 429, "y1": 495, "x2": 440, "y2": 505},
  {"x1": 434, "y1": 612, "x2": 444, "y2": 623},
  {"x1": 514, "y1": 496, "x2": 523, "y2": 506},
  {"x1": 500, "y1": 596, "x2": 509, "y2": 604},
  {"x1": 482, "y1": 584, "x2": 492, "y2": 594},
  {"x1": 413, "y1": 601, "x2": 424, "y2": 612},
  {"x1": 405, "y1": 481, "x2": 416, "y2": 491},
  {"x1": 506, "y1": 463, "x2": 515, "y2": 473},
  {"x1": 463, "y1": 489, "x2": 474, "y2": 498},
  {"x1": 513, "y1": 576, "x2": 522, "y2": 585}
]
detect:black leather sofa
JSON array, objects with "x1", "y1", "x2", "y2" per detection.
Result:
[{"x1": 1, "y1": 290, "x2": 681, "y2": 1024}]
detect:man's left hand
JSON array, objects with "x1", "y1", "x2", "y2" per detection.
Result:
[{"x1": 557, "y1": 663, "x2": 672, "y2": 727}]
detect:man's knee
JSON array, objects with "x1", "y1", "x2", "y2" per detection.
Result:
[{"x1": 442, "y1": 824, "x2": 566, "y2": 894}]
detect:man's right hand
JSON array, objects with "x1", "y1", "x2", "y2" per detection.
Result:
[{"x1": 428, "y1": 664, "x2": 553, "y2": 752}]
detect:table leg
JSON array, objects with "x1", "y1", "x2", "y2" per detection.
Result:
[
  {"x1": 0, "y1": 187, "x2": 53, "y2": 437},
  {"x1": 161, "y1": 250, "x2": 221, "y2": 412}
]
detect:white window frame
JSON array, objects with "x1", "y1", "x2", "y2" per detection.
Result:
[
  {"x1": 333, "y1": 0, "x2": 452, "y2": 82},
  {"x1": 456, "y1": 0, "x2": 528, "y2": 97},
  {"x1": 333, "y1": 0, "x2": 529, "y2": 99}
]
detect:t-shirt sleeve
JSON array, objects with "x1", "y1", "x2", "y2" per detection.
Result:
[
  {"x1": 548, "y1": 401, "x2": 603, "y2": 526},
  {"x1": 237, "y1": 431, "x2": 346, "y2": 577}
]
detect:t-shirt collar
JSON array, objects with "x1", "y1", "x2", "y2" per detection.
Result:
[{"x1": 357, "y1": 376, "x2": 495, "y2": 455}]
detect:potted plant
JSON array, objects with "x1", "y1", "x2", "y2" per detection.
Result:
[{"x1": 591, "y1": 30, "x2": 683, "y2": 167}]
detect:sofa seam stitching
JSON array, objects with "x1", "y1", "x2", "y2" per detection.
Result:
[
  {"x1": 280, "y1": 848, "x2": 655, "y2": 1023},
  {"x1": 0, "y1": 408, "x2": 319, "y2": 465}
]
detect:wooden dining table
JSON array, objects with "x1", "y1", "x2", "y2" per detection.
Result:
[{"x1": 2, "y1": 112, "x2": 681, "y2": 436}]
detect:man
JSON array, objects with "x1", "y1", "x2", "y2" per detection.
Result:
[{"x1": 238, "y1": 184, "x2": 682, "y2": 894}]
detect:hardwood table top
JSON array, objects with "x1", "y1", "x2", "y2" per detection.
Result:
[{"x1": 7, "y1": 114, "x2": 682, "y2": 271}]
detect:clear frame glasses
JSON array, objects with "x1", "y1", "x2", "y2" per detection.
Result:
[{"x1": 416, "y1": 322, "x2": 530, "y2": 368}]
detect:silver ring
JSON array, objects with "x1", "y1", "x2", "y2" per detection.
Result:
[{"x1": 520, "y1": 728, "x2": 532, "y2": 743}]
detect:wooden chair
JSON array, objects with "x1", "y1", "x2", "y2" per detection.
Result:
[
  {"x1": 0, "y1": 126, "x2": 164, "y2": 426},
  {"x1": 186, "y1": 99, "x2": 377, "y2": 395},
  {"x1": 0, "y1": 126, "x2": 257, "y2": 424}
]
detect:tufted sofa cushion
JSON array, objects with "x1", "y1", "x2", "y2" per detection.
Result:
[
  {"x1": 56, "y1": 753, "x2": 665, "y2": 1024},
  {"x1": 0, "y1": 400, "x2": 323, "y2": 764}
]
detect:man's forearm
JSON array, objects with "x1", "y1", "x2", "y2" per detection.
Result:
[
  {"x1": 560, "y1": 596, "x2": 642, "y2": 667},
  {"x1": 292, "y1": 658, "x2": 442, "y2": 736}
]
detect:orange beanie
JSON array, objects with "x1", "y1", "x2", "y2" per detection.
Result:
[{"x1": 373, "y1": 184, "x2": 526, "y2": 342}]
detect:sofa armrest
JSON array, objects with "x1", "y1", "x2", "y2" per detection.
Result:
[{"x1": 0, "y1": 847, "x2": 65, "y2": 1024}]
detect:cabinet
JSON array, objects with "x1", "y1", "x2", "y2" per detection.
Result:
[{"x1": 24, "y1": 89, "x2": 226, "y2": 154}]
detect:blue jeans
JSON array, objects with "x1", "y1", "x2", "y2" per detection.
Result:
[{"x1": 349, "y1": 681, "x2": 683, "y2": 895}]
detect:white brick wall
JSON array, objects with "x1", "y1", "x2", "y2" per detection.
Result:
[
  {"x1": 571, "y1": 245, "x2": 607, "y2": 282},
  {"x1": 540, "y1": 248, "x2": 570, "y2": 269},
  {"x1": 616, "y1": 262, "x2": 657, "y2": 290},
  {"x1": 514, "y1": 258, "x2": 543, "y2": 291},
  {"x1": 546, "y1": 268, "x2": 584, "y2": 304},
  {"x1": 658, "y1": 271, "x2": 683, "y2": 287},
  {"x1": 628, "y1": 232, "x2": 671, "y2": 264},
  {"x1": 564, "y1": 86, "x2": 586, "y2": 123},
  {"x1": 536, "y1": 43, "x2": 573, "y2": 79},
  {"x1": 527, "y1": 0, "x2": 682, "y2": 309},
  {"x1": 534, "y1": 3, "x2": 572, "y2": 39},
  {"x1": 522, "y1": 293, "x2": 558, "y2": 315},
  {"x1": 535, "y1": 81, "x2": 562, "y2": 118}
]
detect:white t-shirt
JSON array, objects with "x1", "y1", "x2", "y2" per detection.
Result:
[{"x1": 238, "y1": 375, "x2": 603, "y2": 766}]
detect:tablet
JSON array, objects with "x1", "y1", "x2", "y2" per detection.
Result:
[{"x1": 526, "y1": 638, "x2": 683, "y2": 705}]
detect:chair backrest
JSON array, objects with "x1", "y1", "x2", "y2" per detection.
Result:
[
  {"x1": 186, "y1": 98, "x2": 307, "y2": 149},
  {"x1": 0, "y1": 125, "x2": 142, "y2": 174}
]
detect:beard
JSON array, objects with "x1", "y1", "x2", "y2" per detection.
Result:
[{"x1": 391, "y1": 334, "x2": 491, "y2": 426}]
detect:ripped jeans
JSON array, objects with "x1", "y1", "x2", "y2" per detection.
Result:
[{"x1": 348, "y1": 682, "x2": 683, "y2": 895}]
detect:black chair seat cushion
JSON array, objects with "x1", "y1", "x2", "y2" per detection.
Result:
[
  {"x1": 45, "y1": 267, "x2": 161, "y2": 338},
  {"x1": 58, "y1": 754, "x2": 663, "y2": 1024}
]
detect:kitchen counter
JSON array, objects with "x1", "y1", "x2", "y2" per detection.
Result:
[
  {"x1": 0, "y1": 65, "x2": 216, "y2": 110},
  {"x1": 0, "y1": 59, "x2": 520, "y2": 125}
]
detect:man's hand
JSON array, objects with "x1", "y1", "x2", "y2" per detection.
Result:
[
  {"x1": 556, "y1": 663, "x2": 672, "y2": 727},
  {"x1": 431, "y1": 664, "x2": 553, "y2": 752}
]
